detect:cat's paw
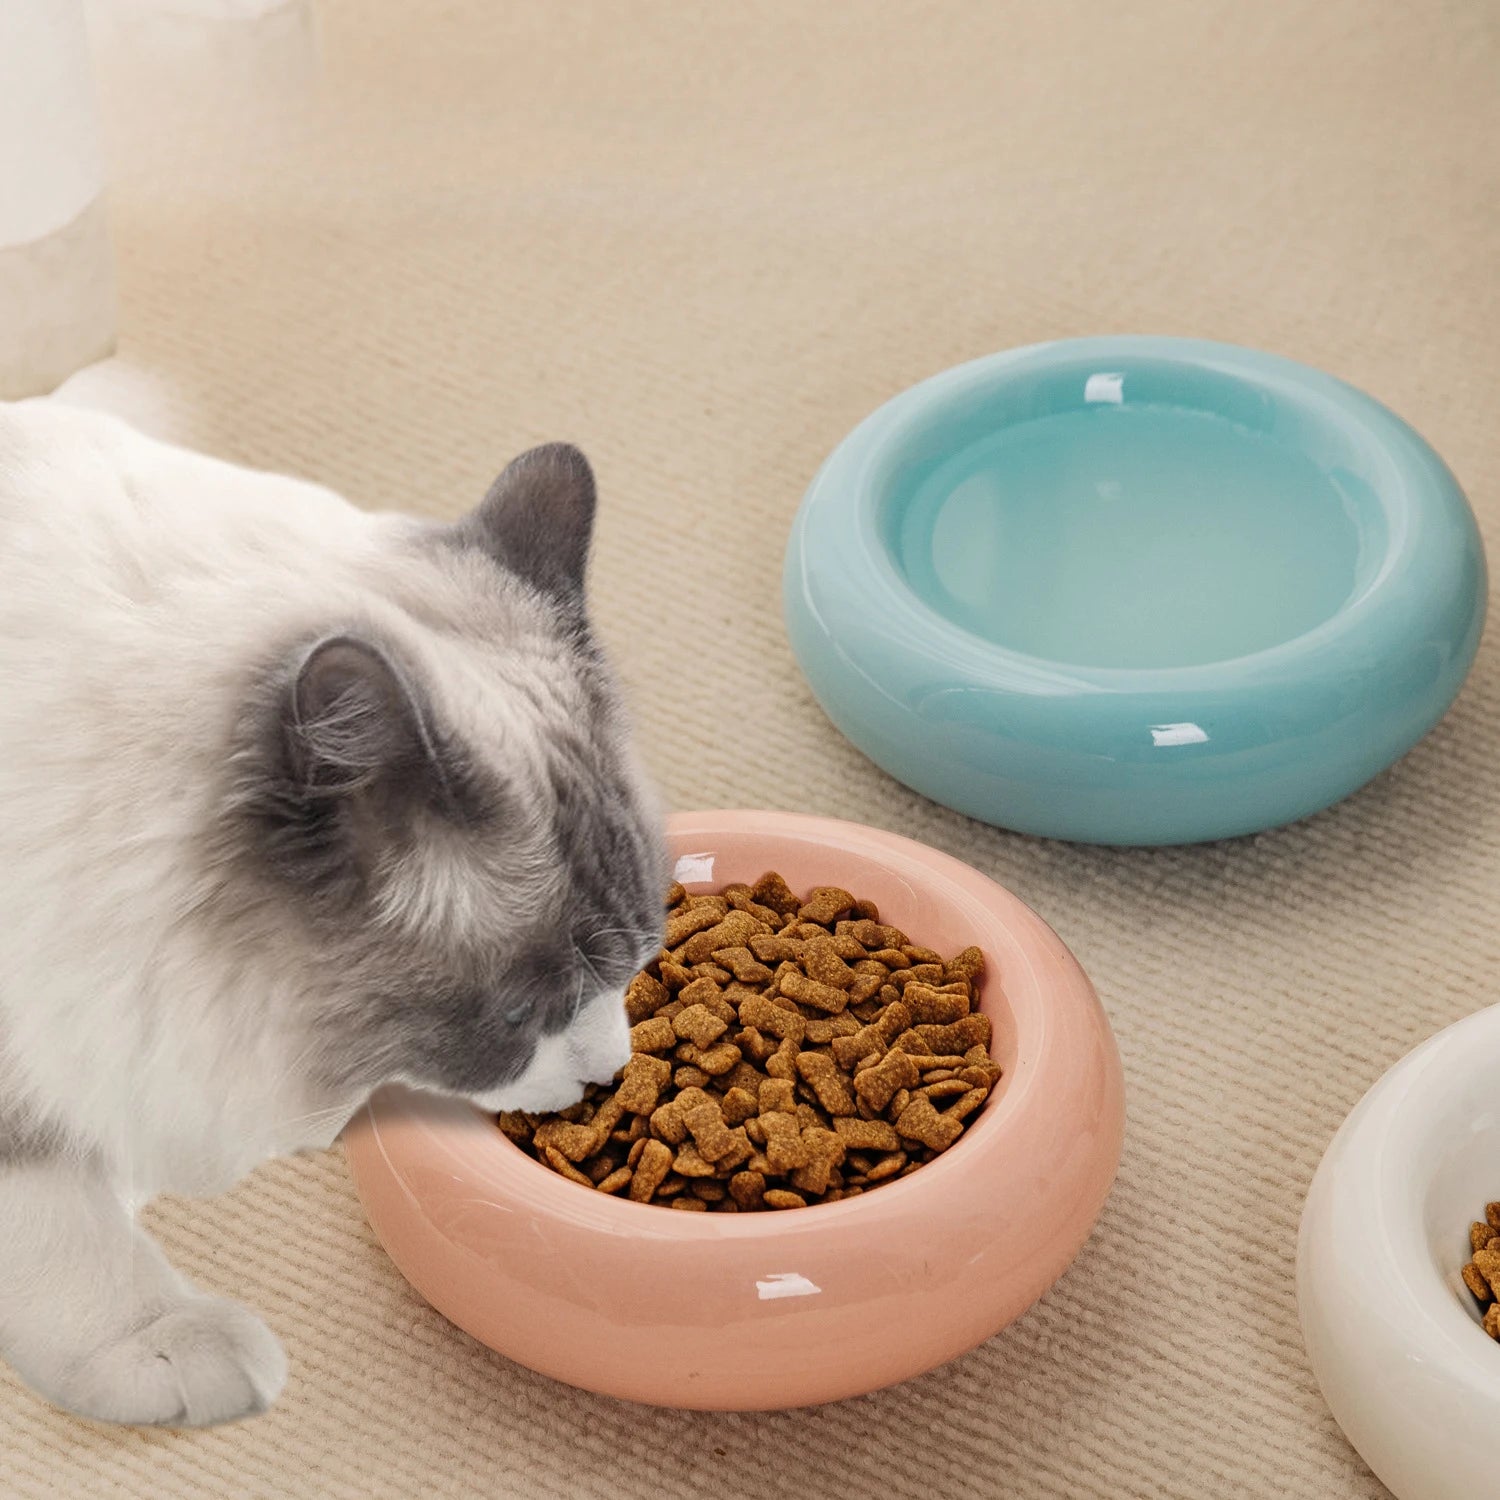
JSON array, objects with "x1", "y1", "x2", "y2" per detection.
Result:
[{"x1": 54, "y1": 1296, "x2": 287, "y2": 1427}]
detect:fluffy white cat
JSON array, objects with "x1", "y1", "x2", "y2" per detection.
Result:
[{"x1": 0, "y1": 398, "x2": 665, "y2": 1426}]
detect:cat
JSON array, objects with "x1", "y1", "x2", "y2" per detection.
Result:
[{"x1": 0, "y1": 398, "x2": 667, "y2": 1427}]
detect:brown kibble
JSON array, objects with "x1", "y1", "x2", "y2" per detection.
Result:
[
  {"x1": 1486, "y1": 1304, "x2": 1500, "y2": 1339},
  {"x1": 763, "y1": 1189, "x2": 807, "y2": 1210},
  {"x1": 504, "y1": 875, "x2": 989, "y2": 1209},
  {"x1": 682, "y1": 1101, "x2": 741, "y2": 1163},
  {"x1": 541, "y1": 1146, "x2": 595, "y2": 1187},
  {"x1": 832, "y1": 1116, "x2": 901, "y2": 1152},
  {"x1": 759, "y1": 1076, "x2": 797, "y2": 1114},
  {"x1": 1473, "y1": 1247, "x2": 1500, "y2": 1292},
  {"x1": 1472, "y1": 1222, "x2": 1497, "y2": 1254},
  {"x1": 895, "y1": 1095, "x2": 965, "y2": 1152},
  {"x1": 532, "y1": 1120, "x2": 600, "y2": 1162},
  {"x1": 615, "y1": 1052, "x2": 673, "y2": 1114},
  {"x1": 777, "y1": 968, "x2": 849, "y2": 1015},
  {"x1": 854, "y1": 1049, "x2": 922, "y2": 1113},
  {"x1": 946, "y1": 1087, "x2": 990, "y2": 1122},
  {"x1": 802, "y1": 938, "x2": 857, "y2": 991},
  {"x1": 916, "y1": 1015, "x2": 993, "y2": 1054},
  {"x1": 1463, "y1": 1261, "x2": 1494, "y2": 1304},
  {"x1": 795, "y1": 1051, "x2": 857, "y2": 1115},
  {"x1": 624, "y1": 971, "x2": 670, "y2": 1024},
  {"x1": 760, "y1": 1112, "x2": 810, "y2": 1173},
  {"x1": 1488, "y1": 1202, "x2": 1500, "y2": 1231},
  {"x1": 630, "y1": 1016, "x2": 677, "y2": 1053},
  {"x1": 730, "y1": 1170, "x2": 767, "y2": 1210},
  {"x1": 681, "y1": 911, "x2": 768, "y2": 966},
  {"x1": 751, "y1": 871, "x2": 801, "y2": 915},
  {"x1": 673, "y1": 1142, "x2": 719, "y2": 1178},
  {"x1": 737, "y1": 994, "x2": 806, "y2": 1043},
  {"x1": 678, "y1": 1002, "x2": 729, "y2": 1050},
  {"x1": 664, "y1": 904, "x2": 727, "y2": 948},
  {"x1": 799, "y1": 887, "x2": 856, "y2": 925},
  {"x1": 864, "y1": 1151, "x2": 908, "y2": 1182},
  {"x1": 713, "y1": 946, "x2": 775, "y2": 984},
  {"x1": 903, "y1": 983, "x2": 971, "y2": 1025}
]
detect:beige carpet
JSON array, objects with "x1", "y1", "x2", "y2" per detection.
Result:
[{"x1": 8, "y1": 2, "x2": 1499, "y2": 1495}]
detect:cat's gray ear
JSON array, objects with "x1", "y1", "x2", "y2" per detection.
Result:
[
  {"x1": 288, "y1": 635, "x2": 437, "y2": 796},
  {"x1": 465, "y1": 442, "x2": 596, "y2": 598}
]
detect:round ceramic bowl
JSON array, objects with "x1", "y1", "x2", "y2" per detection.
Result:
[
  {"x1": 783, "y1": 336, "x2": 1486, "y2": 846},
  {"x1": 1298, "y1": 1003, "x2": 1500, "y2": 1499},
  {"x1": 343, "y1": 809, "x2": 1125, "y2": 1410}
]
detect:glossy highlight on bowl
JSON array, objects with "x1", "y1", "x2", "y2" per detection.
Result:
[
  {"x1": 784, "y1": 337, "x2": 1486, "y2": 846},
  {"x1": 343, "y1": 809, "x2": 1125, "y2": 1410}
]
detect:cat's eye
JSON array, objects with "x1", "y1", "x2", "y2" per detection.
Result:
[{"x1": 503, "y1": 999, "x2": 533, "y2": 1026}]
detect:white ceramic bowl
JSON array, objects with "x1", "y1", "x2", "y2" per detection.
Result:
[{"x1": 1298, "y1": 1003, "x2": 1500, "y2": 1499}]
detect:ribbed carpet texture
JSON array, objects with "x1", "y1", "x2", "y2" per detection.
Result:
[{"x1": 8, "y1": 2, "x2": 1498, "y2": 1496}]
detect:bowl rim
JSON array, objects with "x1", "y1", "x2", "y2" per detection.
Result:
[
  {"x1": 1299, "y1": 1001, "x2": 1500, "y2": 1391},
  {"x1": 352, "y1": 807, "x2": 1121, "y2": 1240},
  {"x1": 794, "y1": 334, "x2": 1481, "y2": 691}
]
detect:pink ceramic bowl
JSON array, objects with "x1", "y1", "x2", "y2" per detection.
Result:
[{"x1": 343, "y1": 809, "x2": 1125, "y2": 1409}]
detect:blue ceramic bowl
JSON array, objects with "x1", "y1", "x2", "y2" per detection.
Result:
[{"x1": 784, "y1": 337, "x2": 1486, "y2": 845}]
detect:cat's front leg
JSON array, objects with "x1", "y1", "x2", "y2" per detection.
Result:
[{"x1": 0, "y1": 1155, "x2": 286, "y2": 1426}]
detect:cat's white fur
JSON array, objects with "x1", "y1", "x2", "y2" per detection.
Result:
[{"x1": 0, "y1": 399, "x2": 636, "y2": 1425}]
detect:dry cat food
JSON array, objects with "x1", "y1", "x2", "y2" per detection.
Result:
[
  {"x1": 498, "y1": 873, "x2": 999, "y2": 1211},
  {"x1": 1461, "y1": 1202, "x2": 1500, "y2": 1339}
]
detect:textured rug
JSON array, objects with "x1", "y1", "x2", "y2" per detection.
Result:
[{"x1": 7, "y1": 2, "x2": 1498, "y2": 1495}]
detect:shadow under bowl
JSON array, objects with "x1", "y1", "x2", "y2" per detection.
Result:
[
  {"x1": 343, "y1": 809, "x2": 1125, "y2": 1410},
  {"x1": 1299, "y1": 1002, "x2": 1500, "y2": 1500},
  {"x1": 784, "y1": 337, "x2": 1486, "y2": 846}
]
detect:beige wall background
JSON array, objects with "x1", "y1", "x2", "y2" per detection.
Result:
[{"x1": 6, "y1": 3, "x2": 1498, "y2": 1496}]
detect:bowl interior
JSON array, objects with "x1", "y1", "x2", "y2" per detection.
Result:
[
  {"x1": 1423, "y1": 1095, "x2": 1500, "y2": 1330},
  {"x1": 482, "y1": 816, "x2": 1040, "y2": 1214},
  {"x1": 878, "y1": 353, "x2": 1390, "y2": 669}
]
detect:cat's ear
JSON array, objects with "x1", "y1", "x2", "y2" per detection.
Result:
[
  {"x1": 464, "y1": 442, "x2": 596, "y2": 599},
  {"x1": 286, "y1": 635, "x2": 440, "y2": 798}
]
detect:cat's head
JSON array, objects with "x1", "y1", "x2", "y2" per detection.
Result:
[{"x1": 232, "y1": 444, "x2": 667, "y2": 1113}]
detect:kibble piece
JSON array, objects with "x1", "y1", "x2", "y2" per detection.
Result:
[
  {"x1": 946, "y1": 945, "x2": 985, "y2": 983},
  {"x1": 597, "y1": 1166, "x2": 633, "y2": 1195},
  {"x1": 1488, "y1": 1202, "x2": 1500, "y2": 1232},
  {"x1": 630, "y1": 1016, "x2": 678, "y2": 1053},
  {"x1": 532, "y1": 1120, "x2": 600, "y2": 1163},
  {"x1": 615, "y1": 1053, "x2": 673, "y2": 1114},
  {"x1": 1473, "y1": 1221, "x2": 1498, "y2": 1254},
  {"x1": 624, "y1": 971, "x2": 670, "y2": 1024},
  {"x1": 649, "y1": 1100, "x2": 688, "y2": 1145},
  {"x1": 497, "y1": 1111, "x2": 532, "y2": 1145},
  {"x1": 903, "y1": 983, "x2": 971, "y2": 1026},
  {"x1": 1487, "y1": 1304, "x2": 1500, "y2": 1339},
  {"x1": 541, "y1": 1146, "x2": 595, "y2": 1187},
  {"x1": 795, "y1": 1051, "x2": 857, "y2": 1116},
  {"x1": 760, "y1": 1112, "x2": 810, "y2": 1173},
  {"x1": 682, "y1": 911, "x2": 768, "y2": 966},
  {"x1": 670, "y1": 1195, "x2": 709, "y2": 1211},
  {"x1": 779, "y1": 969, "x2": 849, "y2": 1015},
  {"x1": 833, "y1": 1116, "x2": 901, "y2": 1152},
  {"x1": 759, "y1": 1076, "x2": 797, "y2": 1114},
  {"x1": 802, "y1": 938, "x2": 858, "y2": 991},
  {"x1": 674, "y1": 1065, "x2": 711, "y2": 1090},
  {"x1": 737, "y1": 994, "x2": 806, "y2": 1043},
  {"x1": 854, "y1": 1049, "x2": 922, "y2": 1113},
  {"x1": 1463, "y1": 1262, "x2": 1494, "y2": 1304},
  {"x1": 895, "y1": 1095, "x2": 965, "y2": 1152},
  {"x1": 916, "y1": 1015, "x2": 993, "y2": 1054},
  {"x1": 751, "y1": 871, "x2": 801, "y2": 915},
  {"x1": 678, "y1": 1041, "x2": 742, "y2": 1076},
  {"x1": 790, "y1": 1128, "x2": 846, "y2": 1195},
  {"x1": 1473, "y1": 1246, "x2": 1500, "y2": 1293},
  {"x1": 665, "y1": 904, "x2": 727, "y2": 948},
  {"x1": 722, "y1": 1087, "x2": 760, "y2": 1125},
  {"x1": 946, "y1": 1087, "x2": 990, "y2": 1122},
  {"x1": 864, "y1": 1151, "x2": 908, "y2": 1182},
  {"x1": 713, "y1": 946, "x2": 775, "y2": 985},
  {"x1": 799, "y1": 887, "x2": 856, "y2": 925},
  {"x1": 730, "y1": 1170, "x2": 767, "y2": 1210},
  {"x1": 673, "y1": 1001, "x2": 729, "y2": 1047},
  {"x1": 763, "y1": 1188, "x2": 807, "y2": 1210}
]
